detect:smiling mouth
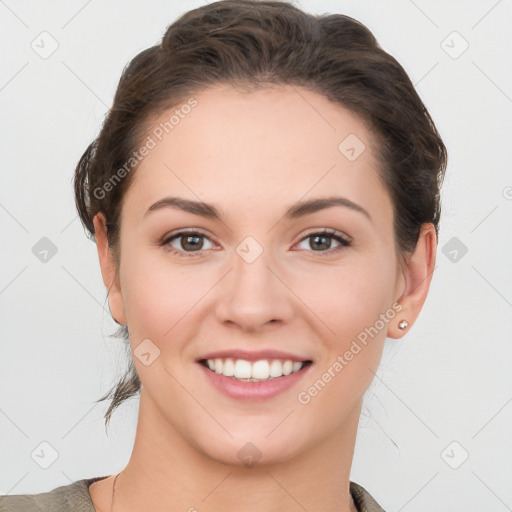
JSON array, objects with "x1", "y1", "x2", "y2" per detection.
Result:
[{"x1": 199, "y1": 358, "x2": 313, "y2": 382}]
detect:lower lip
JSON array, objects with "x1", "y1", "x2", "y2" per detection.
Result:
[{"x1": 197, "y1": 362, "x2": 313, "y2": 401}]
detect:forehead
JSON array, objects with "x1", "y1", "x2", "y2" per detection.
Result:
[{"x1": 123, "y1": 84, "x2": 390, "y2": 223}]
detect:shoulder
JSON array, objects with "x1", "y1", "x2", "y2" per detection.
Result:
[
  {"x1": 1, "y1": 477, "x2": 384, "y2": 512},
  {"x1": 350, "y1": 480, "x2": 387, "y2": 512},
  {"x1": 0, "y1": 476, "x2": 110, "y2": 512}
]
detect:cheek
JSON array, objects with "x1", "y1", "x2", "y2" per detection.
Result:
[
  {"x1": 119, "y1": 251, "x2": 219, "y2": 364},
  {"x1": 295, "y1": 270, "x2": 393, "y2": 425},
  {"x1": 119, "y1": 250, "x2": 190, "y2": 339},
  {"x1": 296, "y1": 252, "x2": 396, "y2": 390},
  {"x1": 298, "y1": 251, "x2": 398, "y2": 334},
  {"x1": 119, "y1": 259, "x2": 204, "y2": 390}
]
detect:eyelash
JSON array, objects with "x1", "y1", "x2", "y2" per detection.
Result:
[{"x1": 160, "y1": 228, "x2": 351, "y2": 258}]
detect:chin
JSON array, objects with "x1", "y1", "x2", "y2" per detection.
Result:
[{"x1": 195, "y1": 428, "x2": 306, "y2": 469}]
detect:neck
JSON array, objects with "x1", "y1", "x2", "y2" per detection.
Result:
[{"x1": 113, "y1": 388, "x2": 361, "y2": 512}]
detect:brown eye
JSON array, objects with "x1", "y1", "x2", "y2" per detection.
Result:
[
  {"x1": 309, "y1": 234, "x2": 333, "y2": 251},
  {"x1": 178, "y1": 234, "x2": 204, "y2": 251},
  {"x1": 161, "y1": 231, "x2": 214, "y2": 256},
  {"x1": 297, "y1": 230, "x2": 351, "y2": 255}
]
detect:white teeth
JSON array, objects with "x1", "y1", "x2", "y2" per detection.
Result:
[
  {"x1": 269, "y1": 360, "x2": 282, "y2": 377},
  {"x1": 223, "y1": 358, "x2": 235, "y2": 376},
  {"x1": 251, "y1": 360, "x2": 270, "y2": 379},
  {"x1": 204, "y1": 358, "x2": 307, "y2": 380},
  {"x1": 282, "y1": 360, "x2": 293, "y2": 375},
  {"x1": 234, "y1": 359, "x2": 252, "y2": 379}
]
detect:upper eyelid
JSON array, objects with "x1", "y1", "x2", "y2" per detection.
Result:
[
  {"x1": 164, "y1": 228, "x2": 216, "y2": 244},
  {"x1": 304, "y1": 228, "x2": 350, "y2": 241}
]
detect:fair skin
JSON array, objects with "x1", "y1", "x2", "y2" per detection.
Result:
[{"x1": 89, "y1": 84, "x2": 436, "y2": 512}]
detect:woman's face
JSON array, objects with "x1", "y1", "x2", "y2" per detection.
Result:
[{"x1": 97, "y1": 84, "x2": 411, "y2": 465}]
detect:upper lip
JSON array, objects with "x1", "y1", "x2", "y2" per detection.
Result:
[{"x1": 197, "y1": 349, "x2": 312, "y2": 363}]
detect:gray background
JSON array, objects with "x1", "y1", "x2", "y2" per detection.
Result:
[{"x1": 1, "y1": 0, "x2": 511, "y2": 510}]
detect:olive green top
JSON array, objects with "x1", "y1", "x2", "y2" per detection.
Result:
[{"x1": 0, "y1": 476, "x2": 386, "y2": 511}]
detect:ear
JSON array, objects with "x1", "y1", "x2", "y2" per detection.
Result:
[
  {"x1": 388, "y1": 223, "x2": 437, "y2": 339},
  {"x1": 93, "y1": 212, "x2": 127, "y2": 325}
]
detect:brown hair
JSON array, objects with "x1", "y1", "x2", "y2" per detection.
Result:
[{"x1": 74, "y1": 0, "x2": 447, "y2": 428}]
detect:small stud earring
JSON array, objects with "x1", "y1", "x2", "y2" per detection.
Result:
[{"x1": 398, "y1": 319, "x2": 409, "y2": 330}]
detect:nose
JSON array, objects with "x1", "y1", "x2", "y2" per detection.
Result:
[{"x1": 214, "y1": 243, "x2": 294, "y2": 333}]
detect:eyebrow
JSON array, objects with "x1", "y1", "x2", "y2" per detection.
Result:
[{"x1": 144, "y1": 195, "x2": 371, "y2": 222}]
